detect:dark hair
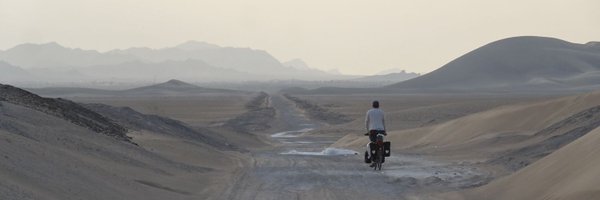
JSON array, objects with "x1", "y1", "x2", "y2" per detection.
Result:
[{"x1": 372, "y1": 101, "x2": 379, "y2": 108}]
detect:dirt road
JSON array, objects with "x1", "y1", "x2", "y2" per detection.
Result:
[{"x1": 225, "y1": 94, "x2": 487, "y2": 200}]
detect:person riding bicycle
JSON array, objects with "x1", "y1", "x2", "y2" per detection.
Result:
[{"x1": 364, "y1": 100, "x2": 386, "y2": 167}]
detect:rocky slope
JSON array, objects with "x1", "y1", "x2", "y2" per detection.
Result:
[
  {"x1": 0, "y1": 83, "x2": 240, "y2": 199},
  {"x1": 0, "y1": 83, "x2": 130, "y2": 142}
]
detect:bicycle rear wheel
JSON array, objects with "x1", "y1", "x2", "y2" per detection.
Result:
[
  {"x1": 373, "y1": 147, "x2": 383, "y2": 171},
  {"x1": 377, "y1": 149, "x2": 383, "y2": 170}
]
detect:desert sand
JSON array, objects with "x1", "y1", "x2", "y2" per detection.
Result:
[
  {"x1": 460, "y1": 126, "x2": 600, "y2": 200},
  {"x1": 3, "y1": 82, "x2": 600, "y2": 199}
]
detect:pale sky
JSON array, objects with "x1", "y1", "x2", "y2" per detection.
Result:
[{"x1": 1, "y1": 0, "x2": 599, "y2": 75}]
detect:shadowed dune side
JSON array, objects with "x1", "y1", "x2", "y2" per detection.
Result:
[
  {"x1": 455, "y1": 126, "x2": 600, "y2": 200},
  {"x1": 486, "y1": 105, "x2": 600, "y2": 171},
  {"x1": 83, "y1": 103, "x2": 242, "y2": 151}
]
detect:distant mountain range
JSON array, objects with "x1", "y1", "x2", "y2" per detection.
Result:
[
  {"x1": 352, "y1": 70, "x2": 420, "y2": 82},
  {"x1": 0, "y1": 42, "x2": 135, "y2": 68},
  {"x1": 283, "y1": 59, "x2": 311, "y2": 70},
  {"x1": 79, "y1": 59, "x2": 254, "y2": 82},
  {"x1": 375, "y1": 68, "x2": 413, "y2": 75},
  {"x1": 0, "y1": 61, "x2": 32, "y2": 82},
  {"x1": 0, "y1": 41, "x2": 349, "y2": 84},
  {"x1": 387, "y1": 36, "x2": 600, "y2": 91},
  {"x1": 5, "y1": 36, "x2": 597, "y2": 92}
]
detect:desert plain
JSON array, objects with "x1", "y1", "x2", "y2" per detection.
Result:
[{"x1": 12, "y1": 83, "x2": 592, "y2": 200}]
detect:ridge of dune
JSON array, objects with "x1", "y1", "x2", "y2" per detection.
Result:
[
  {"x1": 333, "y1": 91, "x2": 600, "y2": 157},
  {"x1": 406, "y1": 91, "x2": 600, "y2": 148},
  {"x1": 460, "y1": 126, "x2": 600, "y2": 200}
]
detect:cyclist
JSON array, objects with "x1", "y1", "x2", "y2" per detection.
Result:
[{"x1": 365, "y1": 100, "x2": 386, "y2": 167}]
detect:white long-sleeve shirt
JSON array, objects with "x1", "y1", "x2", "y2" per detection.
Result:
[{"x1": 365, "y1": 108, "x2": 385, "y2": 131}]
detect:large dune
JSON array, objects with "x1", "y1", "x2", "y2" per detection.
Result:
[{"x1": 387, "y1": 36, "x2": 600, "y2": 91}]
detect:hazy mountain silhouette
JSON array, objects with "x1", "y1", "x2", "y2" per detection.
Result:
[
  {"x1": 283, "y1": 59, "x2": 311, "y2": 70},
  {"x1": 79, "y1": 59, "x2": 255, "y2": 82},
  {"x1": 387, "y1": 36, "x2": 600, "y2": 91},
  {"x1": 0, "y1": 61, "x2": 33, "y2": 83},
  {"x1": 174, "y1": 41, "x2": 221, "y2": 51},
  {"x1": 0, "y1": 42, "x2": 136, "y2": 68},
  {"x1": 352, "y1": 71, "x2": 420, "y2": 82},
  {"x1": 0, "y1": 41, "x2": 345, "y2": 82},
  {"x1": 376, "y1": 68, "x2": 413, "y2": 75},
  {"x1": 110, "y1": 42, "x2": 340, "y2": 79},
  {"x1": 27, "y1": 67, "x2": 91, "y2": 82},
  {"x1": 114, "y1": 45, "x2": 286, "y2": 74},
  {"x1": 0, "y1": 59, "x2": 92, "y2": 83},
  {"x1": 110, "y1": 42, "x2": 339, "y2": 80}
]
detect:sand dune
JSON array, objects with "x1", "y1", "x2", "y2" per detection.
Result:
[
  {"x1": 458, "y1": 126, "x2": 600, "y2": 200},
  {"x1": 401, "y1": 91, "x2": 596, "y2": 150},
  {"x1": 388, "y1": 36, "x2": 600, "y2": 91},
  {"x1": 332, "y1": 90, "x2": 600, "y2": 167},
  {"x1": 328, "y1": 90, "x2": 600, "y2": 199}
]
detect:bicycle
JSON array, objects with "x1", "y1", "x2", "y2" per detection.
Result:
[{"x1": 364, "y1": 131, "x2": 390, "y2": 170}]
